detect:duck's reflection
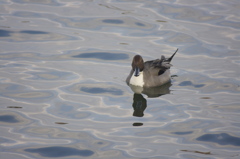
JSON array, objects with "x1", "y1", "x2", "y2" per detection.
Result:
[
  {"x1": 130, "y1": 82, "x2": 171, "y2": 98},
  {"x1": 132, "y1": 93, "x2": 147, "y2": 117},
  {"x1": 130, "y1": 82, "x2": 172, "y2": 126}
]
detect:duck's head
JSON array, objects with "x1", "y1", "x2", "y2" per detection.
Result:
[{"x1": 132, "y1": 55, "x2": 144, "y2": 77}]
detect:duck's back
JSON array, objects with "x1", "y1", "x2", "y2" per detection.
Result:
[{"x1": 142, "y1": 61, "x2": 171, "y2": 87}]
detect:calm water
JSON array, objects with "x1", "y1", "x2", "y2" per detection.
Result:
[{"x1": 0, "y1": 0, "x2": 240, "y2": 158}]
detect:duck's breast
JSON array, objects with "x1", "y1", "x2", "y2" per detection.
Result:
[{"x1": 129, "y1": 71, "x2": 144, "y2": 87}]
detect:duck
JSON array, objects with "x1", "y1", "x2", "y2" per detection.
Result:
[{"x1": 126, "y1": 49, "x2": 178, "y2": 88}]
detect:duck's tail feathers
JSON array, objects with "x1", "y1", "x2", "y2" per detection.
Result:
[
  {"x1": 150, "y1": 48, "x2": 178, "y2": 69},
  {"x1": 167, "y1": 48, "x2": 178, "y2": 62}
]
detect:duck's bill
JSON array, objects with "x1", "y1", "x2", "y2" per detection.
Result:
[{"x1": 134, "y1": 67, "x2": 140, "y2": 77}]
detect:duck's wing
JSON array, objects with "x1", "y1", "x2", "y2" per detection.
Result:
[
  {"x1": 152, "y1": 56, "x2": 172, "y2": 69},
  {"x1": 144, "y1": 59, "x2": 168, "y2": 76},
  {"x1": 144, "y1": 49, "x2": 178, "y2": 76}
]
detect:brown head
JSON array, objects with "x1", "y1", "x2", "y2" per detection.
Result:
[{"x1": 131, "y1": 55, "x2": 144, "y2": 76}]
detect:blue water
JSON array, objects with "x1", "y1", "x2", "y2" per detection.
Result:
[{"x1": 0, "y1": 0, "x2": 240, "y2": 158}]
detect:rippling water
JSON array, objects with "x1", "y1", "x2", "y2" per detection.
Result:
[{"x1": 0, "y1": 0, "x2": 240, "y2": 158}]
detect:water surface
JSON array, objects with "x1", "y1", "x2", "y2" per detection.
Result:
[{"x1": 0, "y1": 0, "x2": 240, "y2": 158}]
